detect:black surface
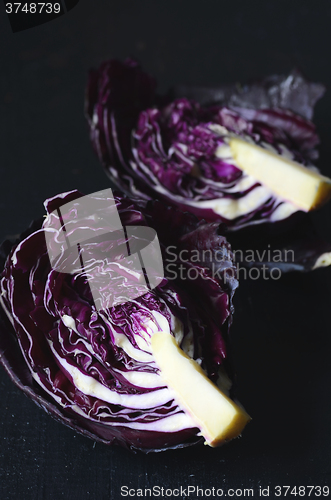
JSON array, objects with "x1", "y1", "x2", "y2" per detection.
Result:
[{"x1": 1, "y1": 1, "x2": 331, "y2": 499}]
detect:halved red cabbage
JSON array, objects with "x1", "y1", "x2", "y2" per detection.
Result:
[
  {"x1": 85, "y1": 60, "x2": 325, "y2": 229},
  {"x1": 0, "y1": 190, "x2": 238, "y2": 452}
]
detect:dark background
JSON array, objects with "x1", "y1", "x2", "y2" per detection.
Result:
[{"x1": 1, "y1": 1, "x2": 331, "y2": 499}]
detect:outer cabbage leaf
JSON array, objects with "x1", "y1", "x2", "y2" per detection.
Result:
[{"x1": 224, "y1": 213, "x2": 331, "y2": 275}]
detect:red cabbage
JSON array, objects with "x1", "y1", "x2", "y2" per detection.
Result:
[
  {"x1": 0, "y1": 190, "x2": 238, "y2": 452},
  {"x1": 86, "y1": 60, "x2": 325, "y2": 229}
]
